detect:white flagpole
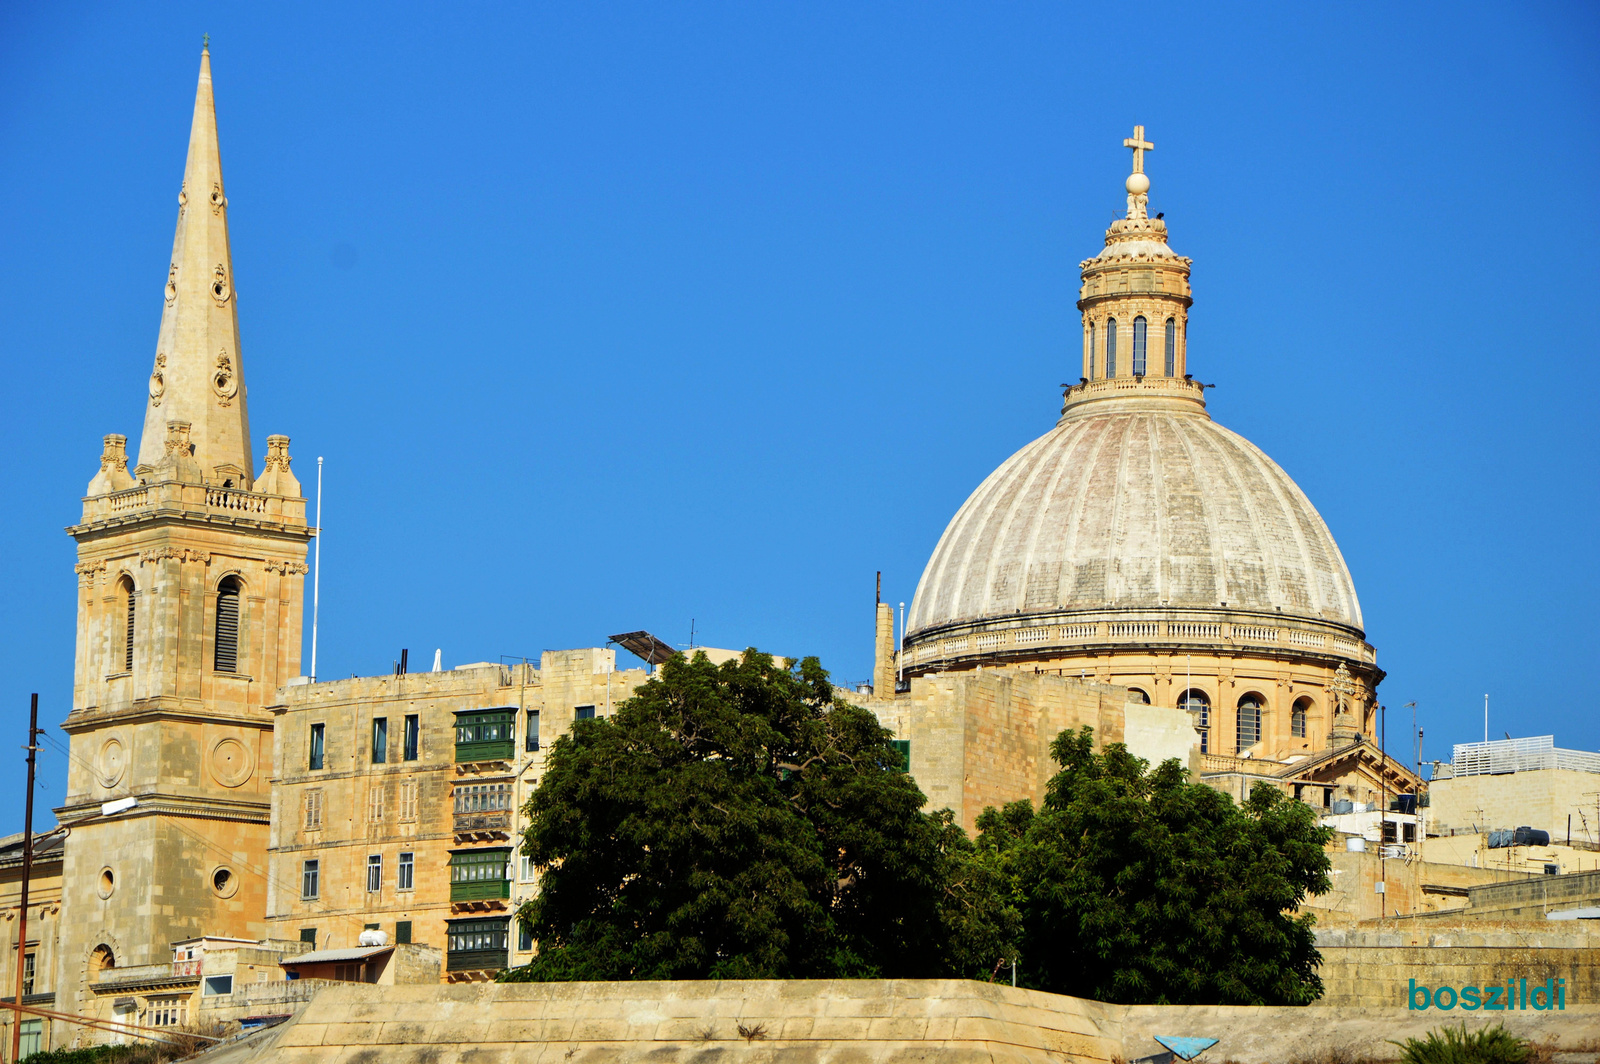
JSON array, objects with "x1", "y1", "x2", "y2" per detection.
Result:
[{"x1": 311, "y1": 456, "x2": 323, "y2": 682}]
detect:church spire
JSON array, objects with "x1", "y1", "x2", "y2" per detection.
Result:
[{"x1": 136, "y1": 42, "x2": 253, "y2": 485}]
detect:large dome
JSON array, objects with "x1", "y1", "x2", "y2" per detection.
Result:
[{"x1": 908, "y1": 408, "x2": 1363, "y2": 636}]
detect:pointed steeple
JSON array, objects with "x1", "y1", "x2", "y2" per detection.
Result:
[{"x1": 136, "y1": 43, "x2": 253, "y2": 486}]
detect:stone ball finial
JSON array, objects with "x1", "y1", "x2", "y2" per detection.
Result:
[{"x1": 1126, "y1": 172, "x2": 1150, "y2": 195}]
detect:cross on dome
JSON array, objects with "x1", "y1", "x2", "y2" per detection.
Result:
[{"x1": 1123, "y1": 125, "x2": 1153, "y2": 175}]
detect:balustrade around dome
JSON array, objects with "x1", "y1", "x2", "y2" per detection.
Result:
[{"x1": 902, "y1": 608, "x2": 1375, "y2": 673}]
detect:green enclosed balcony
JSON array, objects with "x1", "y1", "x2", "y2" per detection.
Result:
[
  {"x1": 450, "y1": 848, "x2": 512, "y2": 903},
  {"x1": 454, "y1": 708, "x2": 515, "y2": 763}
]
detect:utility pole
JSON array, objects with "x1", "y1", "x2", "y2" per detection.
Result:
[{"x1": 11, "y1": 696, "x2": 40, "y2": 1064}]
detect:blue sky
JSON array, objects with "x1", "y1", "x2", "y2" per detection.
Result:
[{"x1": 1, "y1": 3, "x2": 1596, "y2": 826}]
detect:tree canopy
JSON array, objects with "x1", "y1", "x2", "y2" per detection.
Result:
[
  {"x1": 504, "y1": 651, "x2": 1331, "y2": 1004},
  {"x1": 977, "y1": 727, "x2": 1334, "y2": 1005},
  {"x1": 504, "y1": 649, "x2": 974, "y2": 981}
]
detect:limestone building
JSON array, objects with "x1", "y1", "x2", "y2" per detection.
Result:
[
  {"x1": 264, "y1": 650, "x2": 647, "y2": 980},
  {"x1": 53, "y1": 44, "x2": 312, "y2": 1040},
  {"x1": 867, "y1": 128, "x2": 1421, "y2": 826}
]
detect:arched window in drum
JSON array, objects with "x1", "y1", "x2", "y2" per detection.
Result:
[
  {"x1": 1132, "y1": 316, "x2": 1147, "y2": 376},
  {"x1": 1164, "y1": 317, "x2": 1177, "y2": 376},
  {"x1": 1105, "y1": 318, "x2": 1118, "y2": 377}
]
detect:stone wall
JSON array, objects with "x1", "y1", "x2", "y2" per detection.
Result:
[
  {"x1": 188, "y1": 979, "x2": 1600, "y2": 1064},
  {"x1": 1314, "y1": 924, "x2": 1600, "y2": 1009},
  {"x1": 1430, "y1": 768, "x2": 1600, "y2": 840}
]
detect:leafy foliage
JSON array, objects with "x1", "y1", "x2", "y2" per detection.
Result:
[
  {"x1": 505, "y1": 658, "x2": 1331, "y2": 1002},
  {"x1": 1392, "y1": 1024, "x2": 1532, "y2": 1064},
  {"x1": 505, "y1": 650, "x2": 982, "y2": 980},
  {"x1": 974, "y1": 727, "x2": 1333, "y2": 1005}
]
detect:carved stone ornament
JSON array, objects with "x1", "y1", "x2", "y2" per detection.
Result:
[
  {"x1": 210, "y1": 263, "x2": 230, "y2": 305},
  {"x1": 139, "y1": 547, "x2": 211, "y2": 566},
  {"x1": 149, "y1": 354, "x2": 166, "y2": 408},
  {"x1": 213, "y1": 351, "x2": 238, "y2": 406},
  {"x1": 74, "y1": 560, "x2": 107, "y2": 583},
  {"x1": 164, "y1": 264, "x2": 178, "y2": 305},
  {"x1": 178, "y1": 184, "x2": 187, "y2": 209},
  {"x1": 163, "y1": 420, "x2": 193, "y2": 458},
  {"x1": 210, "y1": 182, "x2": 226, "y2": 215},
  {"x1": 264, "y1": 559, "x2": 310, "y2": 576}
]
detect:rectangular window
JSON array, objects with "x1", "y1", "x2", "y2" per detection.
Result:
[
  {"x1": 18, "y1": 1019, "x2": 40, "y2": 1057},
  {"x1": 214, "y1": 580, "x2": 240, "y2": 672},
  {"x1": 395, "y1": 920, "x2": 412, "y2": 945},
  {"x1": 398, "y1": 851, "x2": 415, "y2": 891},
  {"x1": 888, "y1": 739, "x2": 911, "y2": 771},
  {"x1": 372, "y1": 717, "x2": 388, "y2": 764},
  {"x1": 1403, "y1": 822, "x2": 1417, "y2": 843},
  {"x1": 299, "y1": 928, "x2": 317, "y2": 947},
  {"x1": 403, "y1": 714, "x2": 420, "y2": 761},
  {"x1": 575, "y1": 704, "x2": 596, "y2": 721},
  {"x1": 518, "y1": 920, "x2": 534, "y2": 952},
  {"x1": 304, "y1": 789, "x2": 323, "y2": 831},
  {"x1": 445, "y1": 917, "x2": 510, "y2": 972},
  {"x1": 366, "y1": 855, "x2": 383, "y2": 893},
  {"x1": 1383, "y1": 819, "x2": 1398, "y2": 843},
  {"x1": 449, "y1": 848, "x2": 512, "y2": 902},
  {"x1": 203, "y1": 974, "x2": 234, "y2": 996},
  {"x1": 367, "y1": 786, "x2": 385, "y2": 823},
  {"x1": 454, "y1": 708, "x2": 516, "y2": 762},
  {"x1": 21, "y1": 952, "x2": 35, "y2": 996},
  {"x1": 518, "y1": 853, "x2": 536, "y2": 883},
  {"x1": 399, "y1": 780, "x2": 418, "y2": 822},
  {"x1": 309, "y1": 722, "x2": 325, "y2": 771},
  {"x1": 150, "y1": 997, "x2": 186, "y2": 1027},
  {"x1": 301, "y1": 859, "x2": 320, "y2": 900},
  {"x1": 453, "y1": 783, "x2": 513, "y2": 814},
  {"x1": 525, "y1": 709, "x2": 540, "y2": 751}
]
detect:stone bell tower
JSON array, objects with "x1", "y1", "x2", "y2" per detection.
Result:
[{"x1": 55, "y1": 45, "x2": 312, "y2": 1023}]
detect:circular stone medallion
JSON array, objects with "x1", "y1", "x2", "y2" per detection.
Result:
[
  {"x1": 209, "y1": 737, "x2": 253, "y2": 788},
  {"x1": 96, "y1": 737, "x2": 127, "y2": 789}
]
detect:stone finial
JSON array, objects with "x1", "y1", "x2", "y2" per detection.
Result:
[
  {"x1": 254, "y1": 434, "x2": 303, "y2": 498},
  {"x1": 86, "y1": 434, "x2": 137, "y2": 497},
  {"x1": 154, "y1": 420, "x2": 204, "y2": 484}
]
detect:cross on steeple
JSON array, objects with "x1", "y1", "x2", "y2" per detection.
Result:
[{"x1": 1123, "y1": 125, "x2": 1153, "y2": 174}]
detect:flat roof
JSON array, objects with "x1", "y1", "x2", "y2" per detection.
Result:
[{"x1": 281, "y1": 945, "x2": 393, "y2": 966}]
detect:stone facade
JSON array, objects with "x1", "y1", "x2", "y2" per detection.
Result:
[
  {"x1": 266, "y1": 651, "x2": 647, "y2": 979},
  {"x1": 0, "y1": 834, "x2": 64, "y2": 1056},
  {"x1": 1431, "y1": 767, "x2": 1600, "y2": 841},
  {"x1": 53, "y1": 44, "x2": 313, "y2": 1044},
  {"x1": 864, "y1": 670, "x2": 1192, "y2": 832}
]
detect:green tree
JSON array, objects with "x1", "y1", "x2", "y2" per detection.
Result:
[
  {"x1": 504, "y1": 650, "x2": 986, "y2": 981},
  {"x1": 982, "y1": 727, "x2": 1332, "y2": 1005}
]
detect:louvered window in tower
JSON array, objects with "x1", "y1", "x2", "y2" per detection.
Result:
[
  {"x1": 1164, "y1": 318, "x2": 1177, "y2": 376},
  {"x1": 121, "y1": 577, "x2": 136, "y2": 672},
  {"x1": 1132, "y1": 316, "x2": 1147, "y2": 376},
  {"x1": 214, "y1": 577, "x2": 241, "y2": 672},
  {"x1": 1105, "y1": 318, "x2": 1118, "y2": 377}
]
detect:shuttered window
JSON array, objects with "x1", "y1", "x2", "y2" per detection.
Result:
[
  {"x1": 122, "y1": 578, "x2": 136, "y2": 672},
  {"x1": 1105, "y1": 318, "x2": 1118, "y2": 377},
  {"x1": 1164, "y1": 318, "x2": 1177, "y2": 376},
  {"x1": 214, "y1": 577, "x2": 241, "y2": 672},
  {"x1": 1133, "y1": 316, "x2": 1148, "y2": 376}
]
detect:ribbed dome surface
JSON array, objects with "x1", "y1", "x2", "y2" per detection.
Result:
[{"x1": 908, "y1": 410, "x2": 1363, "y2": 634}]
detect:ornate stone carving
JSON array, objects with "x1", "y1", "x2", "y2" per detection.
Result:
[
  {"x1": 210, "y1": 182, "x2": 227, "y2": 215},
  {"x1": 74, "y1": 560, "x2": 107, "y2": 583},
  {"x1": 139, "y1": 547, "x2": 211, "y2": 566},
  {"x1": 210, "y1": 263, "x2": 230, "y2": 305},
  {"x1": 164, "y1": 264, "x2": 178, "y2": 305},
  {"x1": 96, "y1": 737, "x2": 127, "y2": 789},
  {"x1": 213, "y1": 350, "x2": 238, "y2": 406},
  {"x1": 149, "y1": 354, "x2": 166, "y2": 407},
  {"x1": 264, "y1": 559, "x2": 309, "y2": 575}
]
